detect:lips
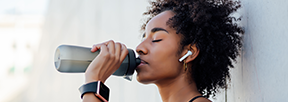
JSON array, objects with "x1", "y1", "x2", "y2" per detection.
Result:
[
  {"x1": 137, "y1": 58, "x2": 148, "y2": 67},
  {"x1": 141, "y1": 60, "x2": 148, "y2": 64}
]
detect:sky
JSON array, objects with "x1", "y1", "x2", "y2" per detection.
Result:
[{"x1": 0, "y1": 0, "x2": 48, "y2": 15}]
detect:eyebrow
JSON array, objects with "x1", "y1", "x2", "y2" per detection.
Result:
[
  {"x1": 151, "y1": 27, "x2": 169, "y2": 33},
  {"x1": 142, "y1": 27, "x2": 169, "y2": 38}
]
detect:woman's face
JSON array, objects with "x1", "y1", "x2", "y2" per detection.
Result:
[{"x1": 136, "y1": 10, "x2": 184, "y2": 84}]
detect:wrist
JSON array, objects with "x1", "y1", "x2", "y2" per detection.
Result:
[
  {"x1": 85, "y1": 75, "x2": 106, "y2": 84},
  {"x1": 79, "y1": 81, "x2": 110, "y2": 102},
  {"x1": 85, "y1": 79, "x2": 98, "y2": 84}
]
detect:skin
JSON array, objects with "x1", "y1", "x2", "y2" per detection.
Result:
[
  {"x1": 83, "y1": 11, "x2": 211, "y2": 102},
  {"x1": 83, "y1": 40, "x2": 128, "y2": 102}
]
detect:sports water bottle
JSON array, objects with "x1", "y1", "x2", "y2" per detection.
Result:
[{"x1": 54, "y1": 45, "x2": 141, "y2": 80}]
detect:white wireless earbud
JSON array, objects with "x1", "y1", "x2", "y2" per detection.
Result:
[{"x1": 179, "y1": 50, "x2": 192, "y2": 62}]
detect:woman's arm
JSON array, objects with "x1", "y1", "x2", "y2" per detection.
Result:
[
  {"x1": 82, "y1": 40, "x2": 128, "y2": 102},
  {"x1": 82, "y1": 93, "x2": 102, "y2": 102}
]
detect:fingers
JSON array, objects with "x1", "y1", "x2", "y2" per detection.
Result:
[
  {"x1": 120, "y1": 44, "x2": 129, "y2": 61},
  {"x1": 91, "y1": 44, "x2": 104, "y2": 52},
  {"x1": 91, "y1": 40, "x2": 111, "y2": 52},
  {"x1": 91, "y1": 40, "x2": 128, "y2": 61},
  {"x1": 115, "y1": 42, "x2": 122, "y2": 60},
  {"x1": 107, "y1": 40, "x2": 115, "y2": 55},
  {"x1": 99, "y1": 44, "x2": 109, "y2": 57},
  {"x1": 86, "y1": 40, "x2": 129, "y2": 83}
]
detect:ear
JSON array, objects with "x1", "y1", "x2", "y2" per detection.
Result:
[{"x1": 184, "y1": 44, "x2": 199, "y2": 63}]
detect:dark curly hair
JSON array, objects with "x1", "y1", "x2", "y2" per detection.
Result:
[{"x1": 141, "y1": 0, "x2": 244, "y2": 98}]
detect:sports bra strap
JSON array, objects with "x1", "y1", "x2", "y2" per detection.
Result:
[{"x1": 189, "y1": 95, "x2": 205, "y2": 102}]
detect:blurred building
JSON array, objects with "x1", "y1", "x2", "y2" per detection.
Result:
[{"x1": 0, "y1": 0, "x2": 46, "y2": 101}]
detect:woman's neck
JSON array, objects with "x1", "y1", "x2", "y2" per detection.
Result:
[{"x1": 155, "y1": 74, "x2": 201, "y2": 102}]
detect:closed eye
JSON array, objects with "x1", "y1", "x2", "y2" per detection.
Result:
[{"x1": 152, "y1": 39, "x2": 162, "y2": 42}]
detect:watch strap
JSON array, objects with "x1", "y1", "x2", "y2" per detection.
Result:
[{"x1": 79, "y1": 81, "x2": 109, "y2": 102}]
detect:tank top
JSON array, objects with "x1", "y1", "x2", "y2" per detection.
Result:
[{"x1": 189, "y1": 96, "x2": 205, "y2": 102}]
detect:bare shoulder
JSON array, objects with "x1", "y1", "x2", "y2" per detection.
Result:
[{"x1": 194, "y1": 97, "x2": 212, "y2": 102}]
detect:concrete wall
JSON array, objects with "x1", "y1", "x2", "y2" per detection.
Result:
[{"x1": 226, "y1": 0, "x2": 288, "y2": 101}]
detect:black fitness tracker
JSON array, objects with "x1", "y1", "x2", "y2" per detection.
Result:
[{"x1": 79, "y1": 81, "x2": 110, "y2": 102}]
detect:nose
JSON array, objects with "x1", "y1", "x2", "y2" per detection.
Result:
[{"x1": 136, "y1": 40, "x2": 148, "y2": 55}]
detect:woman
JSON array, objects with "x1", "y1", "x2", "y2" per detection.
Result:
[{"x1": 81, "y1": 0, "x2": 243, "y2": 102}]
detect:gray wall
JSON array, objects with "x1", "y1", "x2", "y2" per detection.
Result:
[{"x1": 226, "y1": 0, "x2": 288, "y2": 101}]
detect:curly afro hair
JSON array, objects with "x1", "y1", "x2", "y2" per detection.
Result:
[{"x1": 141, "y1": 0, "x2": 244, "y2": 98}]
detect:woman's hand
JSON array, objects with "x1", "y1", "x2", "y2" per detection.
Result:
[{"x1": 85, "y1": 40, "x2": 129, "y2": 83}]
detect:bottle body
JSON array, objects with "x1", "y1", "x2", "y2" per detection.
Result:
[{"x1": 54, "y1": 45, "x2": 140, "y2": 77}]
